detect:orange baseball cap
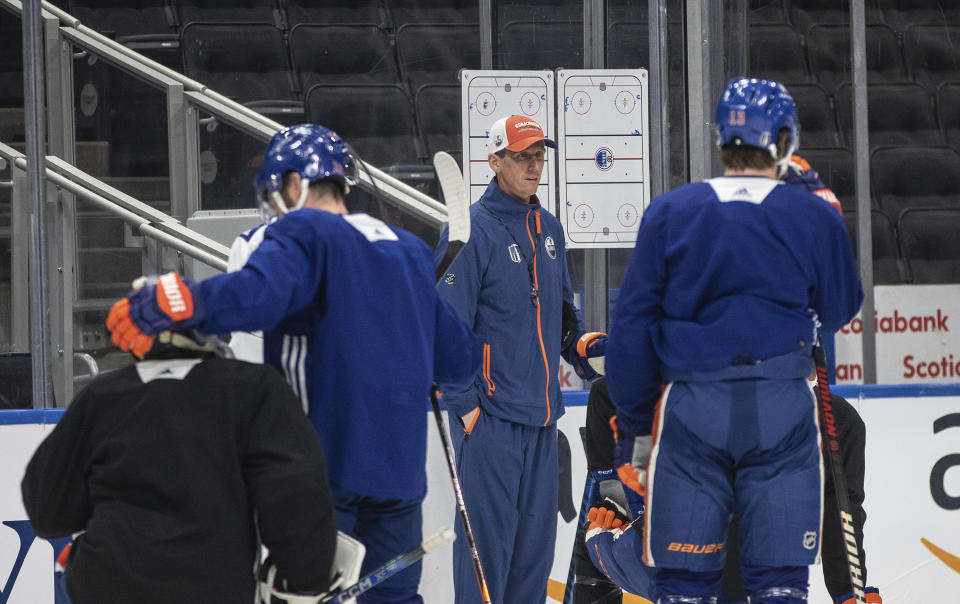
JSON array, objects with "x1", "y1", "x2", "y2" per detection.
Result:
[{"x1": 488, "y1": 115, "x2": 557, "y2": 153}]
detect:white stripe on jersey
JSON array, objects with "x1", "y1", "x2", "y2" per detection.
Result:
[
  {"x1": 644, "y1": 381, "x2": 673, "y2": 568},
  {"x1": 281, "y1": 335, "x2": 309, "y2": 414}
]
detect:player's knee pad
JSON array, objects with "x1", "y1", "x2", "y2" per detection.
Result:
[
  {"x1": 657, "y1": 596, "x2": 718, "y2": 603},
  {"x1": 746, "y1": 586, "x2": 807, "y2": 603}
]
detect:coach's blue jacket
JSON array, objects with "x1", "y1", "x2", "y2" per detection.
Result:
[{"x1": 435, "y1": 178, "x2": 582, "y2": 427}]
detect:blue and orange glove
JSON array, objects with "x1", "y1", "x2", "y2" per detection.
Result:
[
  {"x1": 106, "y1": 273, "x2": 199, "y2": 358},
  {"x1": 570, "y1": 331, "x2": 607, "y2": 380},
  {"x1": 785, "y1": 154, "x2": 843, "y2": 214},
  {"x1": 835, "y1": 586, "x2": 882, "y2": 604},
  {"x1": 586, "y1": 479, "x2": 632, "y2": 540},
  {"x1": 612, "y1": 414, "x2": 652, "y2": 497}
]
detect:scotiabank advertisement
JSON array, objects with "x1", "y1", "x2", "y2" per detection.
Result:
[{"x1": 835, "y1": 285, "x2": 960, "y2": 383}]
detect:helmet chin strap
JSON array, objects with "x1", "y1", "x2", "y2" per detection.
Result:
[{"x1": 270, "y1": 178, "x2": 312, "y2": 215}]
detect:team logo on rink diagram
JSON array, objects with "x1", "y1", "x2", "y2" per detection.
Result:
[
  {"x1": 802, "y1": 531, "x2": 817, "y2": 550},
  {"x1": 595, "y1": 147, "x2": 614, "y2": 171},
  {"x1": 544, "y1": 236, "x2": 557, "y2": 259},
  {"x1": 508, "y1": 243, "x2": 522, "y2": 263}
]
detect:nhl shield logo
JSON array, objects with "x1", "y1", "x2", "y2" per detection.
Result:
[
  {"x1": 544, "y1": 236, "x2": 557, "y2": 259},
  {"x1": 508, "y1": 243, "x2": 522, "y2": 263},
  {"x1": 802, "y1": 531, "x2": 817, "y2": 550}
]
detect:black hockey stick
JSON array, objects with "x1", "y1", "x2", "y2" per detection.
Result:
[
  {"x1": 321, "y1": 529, "x2": 455, "y2": 603},
  {"x1": 430, "y1": 152, "x2": 492, "y2": 603},
  {"x1": 562, "y1": 428, "x2": 597, "y2": 603},
  {"x1": 814, "y1": 345, "x2": 867, "y2": 604}
]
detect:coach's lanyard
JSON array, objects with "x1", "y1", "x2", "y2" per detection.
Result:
[{"x1": 479, "y1": 201, "x2": 540, "y2": 308}]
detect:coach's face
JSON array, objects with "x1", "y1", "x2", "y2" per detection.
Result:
[{"x1": 489, "y1": 141, "x2": 546, "y2": 203}]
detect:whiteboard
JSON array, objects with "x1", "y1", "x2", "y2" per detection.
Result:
[
  {"x1": 461, "y1": 70, "x2": 556, "y2": 211},
  {"x1": 557, "y1": 69, "x2": 651, "y2": 249}
]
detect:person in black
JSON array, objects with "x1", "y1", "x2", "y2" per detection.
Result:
[
  {"x1": 21, "y1": 326, "x2": 338, "y2": 604},
  {"x1": 573, "y1": 376, "x2": 880, "y2": 604}
]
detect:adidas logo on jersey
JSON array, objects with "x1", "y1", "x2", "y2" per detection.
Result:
[{"x1": 733, "y1": 187, "x2": 751, "y2": 197}]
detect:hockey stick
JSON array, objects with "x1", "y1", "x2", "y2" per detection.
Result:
[
  {"x1": 814, "y1": 345, "x2": 867, "y2": 604},
  {"x1": 562, "y1": 428, "x2": 597, "y2": 603},
  {"x1": 429, "y1": 386, "x2": 492, "y2": 604},
  {"x1": 429, "y1": 151, "x2": 492, "y2": 603},
  {"x1": 321, "y1": 529, "x2": 455, "y2": 604},
  {"x1": 433, "y1": 151, "x2": 470, "y2": 282}
]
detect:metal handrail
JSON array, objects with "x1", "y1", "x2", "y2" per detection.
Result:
[
  {"x1": 0, "y1": 0, "x2": 449, "y2": 224},
  {"x1": 0, "y1": 142, "x2": 229, "y2": 271}
]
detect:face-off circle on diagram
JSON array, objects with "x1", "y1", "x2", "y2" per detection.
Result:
[
  {"x1": 475, "y1": 92, "x2": 496, "y2": 116},
  {"x1": 520, "y1": 92, "x2": 541, "y2": 115},
  {"x1": 573, "y1": 204, "x2": 595, "y2": 228},
  {"x1": 571, "y1": 91, "x2": 592, "y2": 115},
  {"x1": 618, "y1": 203, "x2": 639, "y2": 228},
  {"x1": 615, "y1": 90, "x2": 636, "y2": 114},
  {"x1": 595, "y1": 147, "x2": 615, "y2": 171}
]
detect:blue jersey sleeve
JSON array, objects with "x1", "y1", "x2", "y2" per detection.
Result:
[
  {"x1": 194, "y1": 212, "x2": 328, "y2": 335},
  {"x1": 808, "y1": 208, "x2": 863, "y2": 334},
  {"x1": 585, "y1": 525, "x2": 654, "y2": 599},
  {"x1": 434, "y1": 295, "x2": 482, "y2": 391},
  {"x1": 605, "y1": 203, "x2": 667, "y2": 437}
]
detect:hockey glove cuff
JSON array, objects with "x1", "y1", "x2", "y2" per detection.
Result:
[
  {"x1": 570, "y1": 331, "x2": 607, "y2": 380},
  {"x1": 615, "y1": 434, "x2": 652, "y2": 496},
  {"x1": 106, "y1": 273, "x2": 201, "y2": 357},
  {"x1": 835, "y1": 587, "x2": 882, "y2": 604}
]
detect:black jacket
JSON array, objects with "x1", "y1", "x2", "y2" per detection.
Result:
[{"x1": 22, "y1": 357, "x2": 337, "y2": 604}]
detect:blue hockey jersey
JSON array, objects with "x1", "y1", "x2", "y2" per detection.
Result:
[
  {"x1": 192, "y1": 209, "x2": 481, "y2": 499},
  {"x1": 434, "y1": 179, "x2": 577, "y2": 427},
  {"x1": 606, "y1": 176, "x2": 862, "y2": 436}
]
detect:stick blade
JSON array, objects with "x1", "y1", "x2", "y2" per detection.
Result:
[{"x1": 433, "y1": 151, "x2": 470, "y2": 244}]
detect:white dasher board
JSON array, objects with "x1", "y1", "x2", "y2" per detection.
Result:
[
  {"x1": 461, "y1": 70, "x2": 555, "y2": 211},
  {"x1": 557, "y1": 69, "x2": 651, "y2": 249}
]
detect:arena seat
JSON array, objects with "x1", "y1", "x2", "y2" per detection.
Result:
[
  {"x1": 904, "y1": 25, "x2": 960, "y2": 93},
  {"x1": 68, "y1": 0, "x2": 177, "y2": 37},
  {"x1": 842, "y1": 209, "x2": 905, "y2": 284},
  {"x1": 836, "y1": 83, "x2": 940, "y2": 147},
  {"x1": 805, "y1": 24, "x2": 904, "y2": 95},
  {"x1": 788, "y1": 83, "x2": 840, "y2": 148},
  {"x1": 875, "y1": 0, "x2": 960, "y2": 32},
  {"x1": 898, "y1": 208, "x2": 960, "y2": 284},
  {"x1": 787, "y1": 0, "x2": 882, "y2": 33},
  {"x1": 388, "y1": 0, "x2": 479, "y2": 26},
  {"x1": 498, "y1": 21, "x2": 583, "y2": 70},
  {"x1": 607, "y1": 21, "x2": 650, "y2": 68},
  {"x1": 0, "y1": 10, "x2": 23, "y2": 109},
  {"x1": 396, "y1": 23, "x2": 481, "y2": 91},
  {"x1": 281, "y1": 0, "x2": 384, "y2": 28},
  {"x1": 936, "y1": 82, "x2": 960, "y2": 152},
  {"x1": 871, "y1": 146, "x2": 960, "y2": 218},
  {"x1": 180, "y1": 22, "x2": 297, "y2": 103},
  {"x1": 290, "y1": 23, "x2": 398, "y2": 90},
  {"x1": 748, "y1": 0, "x2": 789, "y2": 25},
  {"x1": 174, "y1": 0, "x2": 282, "y2": 27},
  {"x1": 305, "y1": 83, "x2": 422, "y2": 167},
  {"x1": 749, "y1": 25, "x2": 811, "y2": 84},
  {"x1": 415, "y1": 83, "x2": 461, "y2": 164},
  {"x1": 795, "y1": 147, "x2": 856, "y2": 212}
]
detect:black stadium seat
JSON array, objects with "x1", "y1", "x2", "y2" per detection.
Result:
[
  {"x1": 842, "y1": 209, "x2": 905, "y2": 284},
  {"x1": 788, "y1": 83, "x2": 840, "y2": 148},
  {"x1": 871, "y1": 146, "x2": 960, "y2": 218},
  {"x1": 796, "y1": 148, "x2": 856, "y2": 212},
  {"x1": 749, "y1": 25, "x2": 811, "y2": 84},
  {"x1": 282, "y1": 0, "x2": 383, "y2": 28},
  {"x1": 607, "y1": 21, "x2": 650, "y2": 69},
  {"x1": 788, "y1": 0, "x2": 882, "y2": 33},
  {"x1": 937, "y1": 82, "x2": 960, "y2": 152},
  {"x1": 415, "y1": 83, "x2": 461, "y2": 162},
  {"x1": 180, "y1": 22, "x2": 297, "y2": 103},
  {"x1": 0, "y1": 10, "x2": 24, "y2": 108},
  {"x1": 290, "y1": 24, "x2": 398, "y2": 90},
  {"x1": 898, "y1": 208, "x2": 960, "y2": 284},
  {"x1": 396, "y1": 23, "x2": 481, "y2": 90},
  {"x1": 497, "y1": 21, "x2": 583, "y2": 70},
  {"x1": 876, "y1": 0, "x2": 960, "y2": 32},
  {"x1": 68, "y1": 0, "x2": 177, "y2": 37},
  {"x1": 174, "y1": 0, "x2": 281, "y2": 27},
  {"x1": 748, "y1": 0, "x2": 789, "y2": 25},
  {"x1": 836, "y1": 83, "x2": 941, "y2": 148},
  {"x1": 388, "y1": 0, "x2": 479, "y2": 26},
  {"x1": 904, "y1": 25, "x2": 960, "y2": 93},
  {"x1": 305, "y1": 83, "x2": 422, "y2": 167},
  {"x1": 805, "y1": 24, "x2": 904, "y2": 95}
]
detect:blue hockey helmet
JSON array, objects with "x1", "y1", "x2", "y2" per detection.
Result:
[
  {"x1": 254, "y1": 124, "x2": 357, "y2": 214},
  {"x1": 715, "y1": 78, "x2": 799, "y2": 169}
]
